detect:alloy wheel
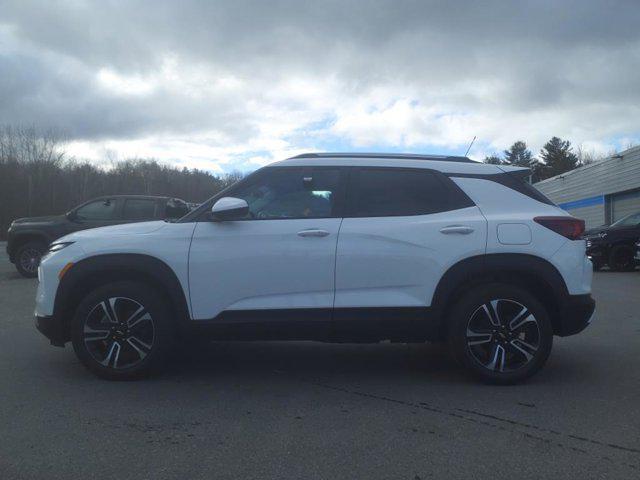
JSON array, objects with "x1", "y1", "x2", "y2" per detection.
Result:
[
  {"x1": 465, "y1": 299, "x2": 541, "y2": 373},
  {"x1": 83, "y1": 297, "x2": 155, "y2": 369},
  {"x1": 19, "y1": 247, "x2": 42, "y2": 275},
  {"x1": 612, "y1": 249, "x2": 634, "y2": 271}
]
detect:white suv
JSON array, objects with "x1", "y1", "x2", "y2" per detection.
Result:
[{"x1": 35, "y1": 153, "x2": 595, "y2": 383}]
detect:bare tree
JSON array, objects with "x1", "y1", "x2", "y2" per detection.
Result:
[{"x1": 0, "y1": 125, "x2": 245, "y2": 239}]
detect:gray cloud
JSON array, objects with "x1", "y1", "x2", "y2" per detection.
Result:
[{"x1": 1, "y1": 0, "x2": 639, "y2": 165}]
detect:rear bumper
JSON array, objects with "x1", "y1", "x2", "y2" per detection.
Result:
[
  {"x1": 35, "y1": 315, "x2": 67, "y2": 347},
  {"x1": 555, "y1": 294, "x2": 595, "y2": 337}
]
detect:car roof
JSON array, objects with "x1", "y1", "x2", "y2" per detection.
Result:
[
  {"x1": 291, "y1": 152, "x2": 474, "y2": 162},
  {"x1": 92, "y1": 195, "x2": 177, "y2": 201},
  {"x1": 272, "y1": 152, "x2": 514, "y2": 175}
]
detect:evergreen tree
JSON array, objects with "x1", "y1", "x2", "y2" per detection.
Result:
[
  {"x1": 503, "y1": 141, "x2": 534, "y2": 167},
  {"x1": 483, "y1": 154, "x2": 504, "y2": 165},
  {"x1": 538, "y1": 136, "x2": 579, "y2": 180}
]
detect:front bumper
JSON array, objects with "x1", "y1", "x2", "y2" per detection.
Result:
[
  {"x1": 585, "y1": 243, "x2": 605, "y2": 261},
  {"x1": 6, "y1": 233, "x2": 16, "y2": 264},
  {"x1": 35, "y1": 315, "x2": 68, "y2": 347},
  {"x1": 555, "y1": 294, "x2": 596, "y2": 337}
]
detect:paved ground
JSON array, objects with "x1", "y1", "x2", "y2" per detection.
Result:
[{"x1": 0, "y1": 241, "x2": 639, "y2": 479}]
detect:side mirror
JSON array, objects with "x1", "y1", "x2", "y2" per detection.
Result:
[
  {"x1": 210, "y1": 197, "x2": 249, "y2": 221},
  {"x1": 65, "y1": 211, "x2": 77, "y2": 221}
]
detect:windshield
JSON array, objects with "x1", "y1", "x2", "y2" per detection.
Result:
[{"x1": 610, "y1": 212, "x2": 640, "y2": 227}]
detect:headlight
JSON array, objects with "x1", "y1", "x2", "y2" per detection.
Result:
[
  {"x1": 586, "y1": 240, "x2": 592, "y2": 248},
  {"x1": 47, "y1": 242, "x2": 74, "y2": 253}
]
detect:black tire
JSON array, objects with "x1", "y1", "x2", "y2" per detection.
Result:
[
  {"x1": 15, "y1": 240, "x2": 46, "y2": 278},
  {"x1": 447, "y1": 283, "x2": 553, "y2": 385},
  {"x1": 608, "y1": 245, "x2": 635, "y2": 272},
  {"x1": 71, "y1": 281, "x2": 174, "y2": 380}
]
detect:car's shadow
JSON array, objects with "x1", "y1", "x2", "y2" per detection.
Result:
[
  {"x1": 49, "y1": 337, "x2": 592, "y2": 388},
  {"x1": 161, "y1": 340, "x2": 465, "y2": 384},
  {"x1": 158, "y1": 339, "x2": 595, "y2": 388}
]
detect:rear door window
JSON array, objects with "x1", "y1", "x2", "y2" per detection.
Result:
[
  {"x1": 347, "y1": 168, "x2": 471, "y2": 217},
  {"x1": 122, "y1": 199, "x2": 157, "y2": 220}
]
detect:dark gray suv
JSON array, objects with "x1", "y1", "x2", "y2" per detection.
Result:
[{"x1": 6, "y1": 195, "x2": 190, "y2": 277}]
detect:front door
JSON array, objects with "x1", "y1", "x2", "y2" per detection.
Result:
[
  {"x1": 188, "y1": 166, "x2": 346, "y2": 325},
  {"x1": 69, "y1": 197, "x2": 123, "y2": 232}
]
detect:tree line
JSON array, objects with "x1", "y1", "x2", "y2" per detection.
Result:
[
  {"x1": 483, "y1": 136, "x2": 606, "y2": 182},
  {"x1": 0, "y1": 125, "x2": 621, "y2": 240},
  {"x1": 0, "y1": 126, "x2": 242, "y2": 239}
]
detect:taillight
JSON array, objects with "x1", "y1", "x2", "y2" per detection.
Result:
[{"x1": 534, "y1": 216, "x2": 585, "y2": 240}]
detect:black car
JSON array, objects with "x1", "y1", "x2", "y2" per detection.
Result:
[
  {"x1": 6, "y1": 195, "x2": 190, "y2": 277},
  {"x1": 584, "y1": 211, "x2": 640, "y2": 271}
]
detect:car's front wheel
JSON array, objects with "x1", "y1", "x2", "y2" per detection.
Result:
[
  {"x1": 15, "y1": 240, "x2": 46, "y2": 278},
  {"x1": 71, "y1": 281, "x2": 174, "y2": 380},
  {"x1": 447, "y1": 284, "x2": 553, "y2": 384},
  {"x1": 608, "y1": 245, "x2": 636, "y2": 271}
]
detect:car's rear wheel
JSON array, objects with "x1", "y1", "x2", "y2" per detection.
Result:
[
  {"x1": 447, "y1": 284, "x2": 553, "y2": 384},
  {"x1": 608, "y1": 245, "x2": 635, "y2": 271},
  {"x1": 71, "y1": 281, "x2": 174, "y2": 380},
  {"x1": 15, "y1": 240, "x2": 46, "y2": 278}
]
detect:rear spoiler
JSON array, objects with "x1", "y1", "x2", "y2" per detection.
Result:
[
  {"x1": 494, "y1": 165, "x2": 554, "y2": 205},
  {"x1": 496, "y1": 165, "x2": 530, "y2": 177}
]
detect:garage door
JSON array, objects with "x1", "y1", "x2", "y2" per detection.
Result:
[{"x1": 611, "y1": 188, "x2": 640, "y2": 222}]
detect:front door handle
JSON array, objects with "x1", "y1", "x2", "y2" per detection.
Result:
[
  {"x1": 440, "y1": 225, "x2": 474, "y2": 235},
  {"x1": 297, "y1": 229, "x2": 330, "y2": 238}
]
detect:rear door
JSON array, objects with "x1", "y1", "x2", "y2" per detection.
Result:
[{"x1": 334, "y1": 167, "x2": 487, "y2": 310}]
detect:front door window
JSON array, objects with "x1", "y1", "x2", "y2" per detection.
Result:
[
  {"x1": 229, "y1": 168, "x2": 342, "y2": 220},
  {"x1": 75, "y1": 199, "x2": 117, "y2": 221}
]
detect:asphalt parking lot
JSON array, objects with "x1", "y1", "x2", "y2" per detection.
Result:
[{"x1": 0, "y1": 242, "x2": 639, "y2": 479}]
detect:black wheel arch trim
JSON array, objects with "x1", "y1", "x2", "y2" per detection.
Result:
[
  {"x1": 7, "y1": 230, "x2": 53, "y2": 260},
  {"x1": 431, "y1": 253, "x2": 574, "y2": 337},
  {"x1": 52, "y1": 254, "x2": 191, "y2": 343}
]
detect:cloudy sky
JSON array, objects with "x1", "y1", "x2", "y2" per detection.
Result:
[{"x1": 1, "y1": 0, "x2": 639, "y2": 172}]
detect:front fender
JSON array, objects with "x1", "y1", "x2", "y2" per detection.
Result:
[
  {"x1": 53, "y1": 254, "x2": 191, "y2": 340},
  {"x1": 7, "y1": 230, "x2": 54, "y2": 261}
]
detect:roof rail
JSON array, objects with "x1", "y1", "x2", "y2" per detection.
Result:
[{"x1": 289, "y1": 152, "x2": 475, "y2": 163}]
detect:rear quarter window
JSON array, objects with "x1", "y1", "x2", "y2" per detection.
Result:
[
  {"x1": 501, "y1": 174, "x2": 556, "y2": 206},
  {"x1": 165, "y1": 199, "x2": 190, "y2": 219},
  {"x1": 447, "y1": 172, "x2": 556, "y2": 206}
]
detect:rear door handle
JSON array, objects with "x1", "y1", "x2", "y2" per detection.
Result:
[
  {"x1": 440, "y1": 225, "x2": 474, "y2": 235},
  {"x1": 297, "y1": 229, "x2": 330, "y2": 238}
]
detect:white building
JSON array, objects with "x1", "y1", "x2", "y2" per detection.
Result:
[{"x1": 534, "y1": 145, "x2": 640, "y2": 228}]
